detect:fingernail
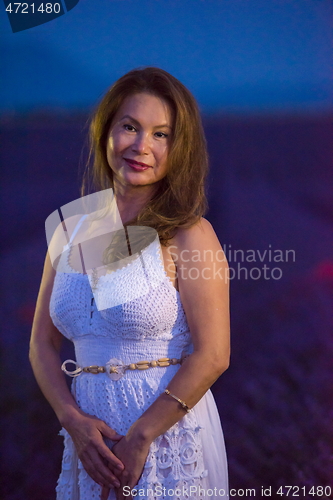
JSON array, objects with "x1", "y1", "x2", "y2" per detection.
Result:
[{"x1": 117, "y1": 464, "x2": 123, "y2": 470}]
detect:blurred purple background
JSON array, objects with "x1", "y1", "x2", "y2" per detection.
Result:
[{"x1": 1, "y1": 1, "x2": 333, "y2": 499}]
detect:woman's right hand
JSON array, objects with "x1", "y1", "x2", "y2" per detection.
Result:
[{"x1": 63, "y1": 410, "x2": 125, "y2": 489}]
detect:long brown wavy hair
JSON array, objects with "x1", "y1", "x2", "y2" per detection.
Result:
[{"x1": 82, "y1": 67, "x2": 209, "y2": 246}]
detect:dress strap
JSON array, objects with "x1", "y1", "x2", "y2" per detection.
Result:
[
  {"x1": 68, "y1": 214, "x2": 88, "y2": 245},
  {"x1": 63, "y1": 214, "x2": 88, "y2": 251}
]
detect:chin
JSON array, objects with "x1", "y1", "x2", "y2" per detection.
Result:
[{"x1": 124, "y1": 174, "x2": 156, "y2": 186}]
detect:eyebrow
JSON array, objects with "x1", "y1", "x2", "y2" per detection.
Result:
[{"x1": 119, "y1": 115, "x2": 172, "y2": 130}]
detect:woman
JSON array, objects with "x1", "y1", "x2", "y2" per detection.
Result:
[{"x1": 29, "y1": 67, "x2": 230, "y2": 500}]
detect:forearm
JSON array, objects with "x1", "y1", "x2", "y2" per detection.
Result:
[
  {"x1": 29, "y1": 340, "x2": 82, "y2": 427},
  {"x1": 127, "y1": 349, "x2": 228, "y2": 444}
]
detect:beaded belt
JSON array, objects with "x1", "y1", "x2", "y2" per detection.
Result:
[{"x1": 61, "y1": 356, "x2": 185, "y2": 381}]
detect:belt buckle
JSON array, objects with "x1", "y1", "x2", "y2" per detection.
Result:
[{"x1": 105, "y1": 358, "x2": 125, "y2": 381}]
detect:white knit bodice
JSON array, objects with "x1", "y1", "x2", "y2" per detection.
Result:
[{"x1": 50, "y1": 226, "x2": 192, "y2": 368}]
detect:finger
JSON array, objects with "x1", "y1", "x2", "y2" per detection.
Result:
[
  {"x1": 101, "y1": 485, "x2": 110, "y2": 500},
  {"x1": 83, "y1": 451, "x2": 121, "y2": 488},
  {"x1": 96, "y1": 443, "x2": 124, "y2": 473},
  {"x1": 99, "y1": 421, "x2": 124, "y2": 442},
  {"x1": 89, "y1": 467, "x2": 114, "y2": 490},
  {"x1": 118, "y1": 470, "x2": 131, "y2": 500}
]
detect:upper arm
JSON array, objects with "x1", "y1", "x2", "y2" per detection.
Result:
[
  {"x1": 171, "y1": 218, "x2": 230, "y2": 363},
  {"x1": 30, "y1": 249, "x2": 63, "y2": 353},
  {"x1": 32, "y1": 213, "x2": 86, "y2": 352}
]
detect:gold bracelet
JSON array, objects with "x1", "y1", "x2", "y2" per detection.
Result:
[{"x1": 164, "y1": 389, "x2": 191, "y2": 413}]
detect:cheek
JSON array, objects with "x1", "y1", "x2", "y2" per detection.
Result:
[
  {"x1": 112, "y1": 133, "x2": 132, "y2": 157},
  {"x1": 106, "y1": 136, "x2": 114, "y2": 165},
  {"x1": 107, "y1": 135, "x2": 124, "y2": 166},
  {"x1": 157, "y1": 143, "x2": 168, "y2": 162}
]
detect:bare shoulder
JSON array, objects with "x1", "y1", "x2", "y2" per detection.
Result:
[
  {"x1": 60, "y1": 213, "x2": 85, "y2": 233},
  {"x1": 49, "y1": 213, "x2": 82, "y2": 240},
  {"x1": 173, "y1": 217, "x2": 223, "y2": 253},
  {"x1": 48, "y1": 213, "x2": 84, "y2": 252}
]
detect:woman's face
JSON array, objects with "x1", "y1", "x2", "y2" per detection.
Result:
[{"x1": 106, "y1": 92, "x2": 173, "y2": 190}]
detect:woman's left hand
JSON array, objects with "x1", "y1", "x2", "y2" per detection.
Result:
[{"x1": 100, "y1": 434, "x2": 151, "y2": 500}]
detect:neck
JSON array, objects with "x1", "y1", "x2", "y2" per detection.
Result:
[{"x1": 113, "y1": 181, "x2": 157, "y2": 224}]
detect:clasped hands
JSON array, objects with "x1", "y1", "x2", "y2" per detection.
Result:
[
  {"x1": 65, "y1": 412, "x2": 150, "y2": 500},
  {"x1": 101, "y1": 436, "x2": 150, "y2": 500}
]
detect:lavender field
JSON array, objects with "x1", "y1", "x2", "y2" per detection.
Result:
[{"x1": 1, "y1": 113, "x2": 332, "y2": 500}]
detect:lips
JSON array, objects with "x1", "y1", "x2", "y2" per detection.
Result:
[{"x1": 124, "y1": 158, "x2": 152, "y2": 171}]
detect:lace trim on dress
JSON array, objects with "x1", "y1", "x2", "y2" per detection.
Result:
[{"x1": 137, "y1": 413, "x2": 208, "y2": 499}]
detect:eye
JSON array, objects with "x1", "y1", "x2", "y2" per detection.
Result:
[
  {"x1": 154, "y1": 131, "x2": 169, "y2": 138},
  {"x1": 123, "y1": 124, "x2": 136, "y2": 132}
]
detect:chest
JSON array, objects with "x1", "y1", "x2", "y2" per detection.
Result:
[{"x1": 50, "y1": 239, "x2": 188, "y2": 341}]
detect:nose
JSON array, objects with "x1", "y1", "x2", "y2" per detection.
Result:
[{"x1": 132, "y1": 131, "x2": 151, "y2": 155}]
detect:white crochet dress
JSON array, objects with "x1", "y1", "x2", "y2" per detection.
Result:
[{"x1": 50, "y1": 217, "x2": 228, "y2": 500}]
